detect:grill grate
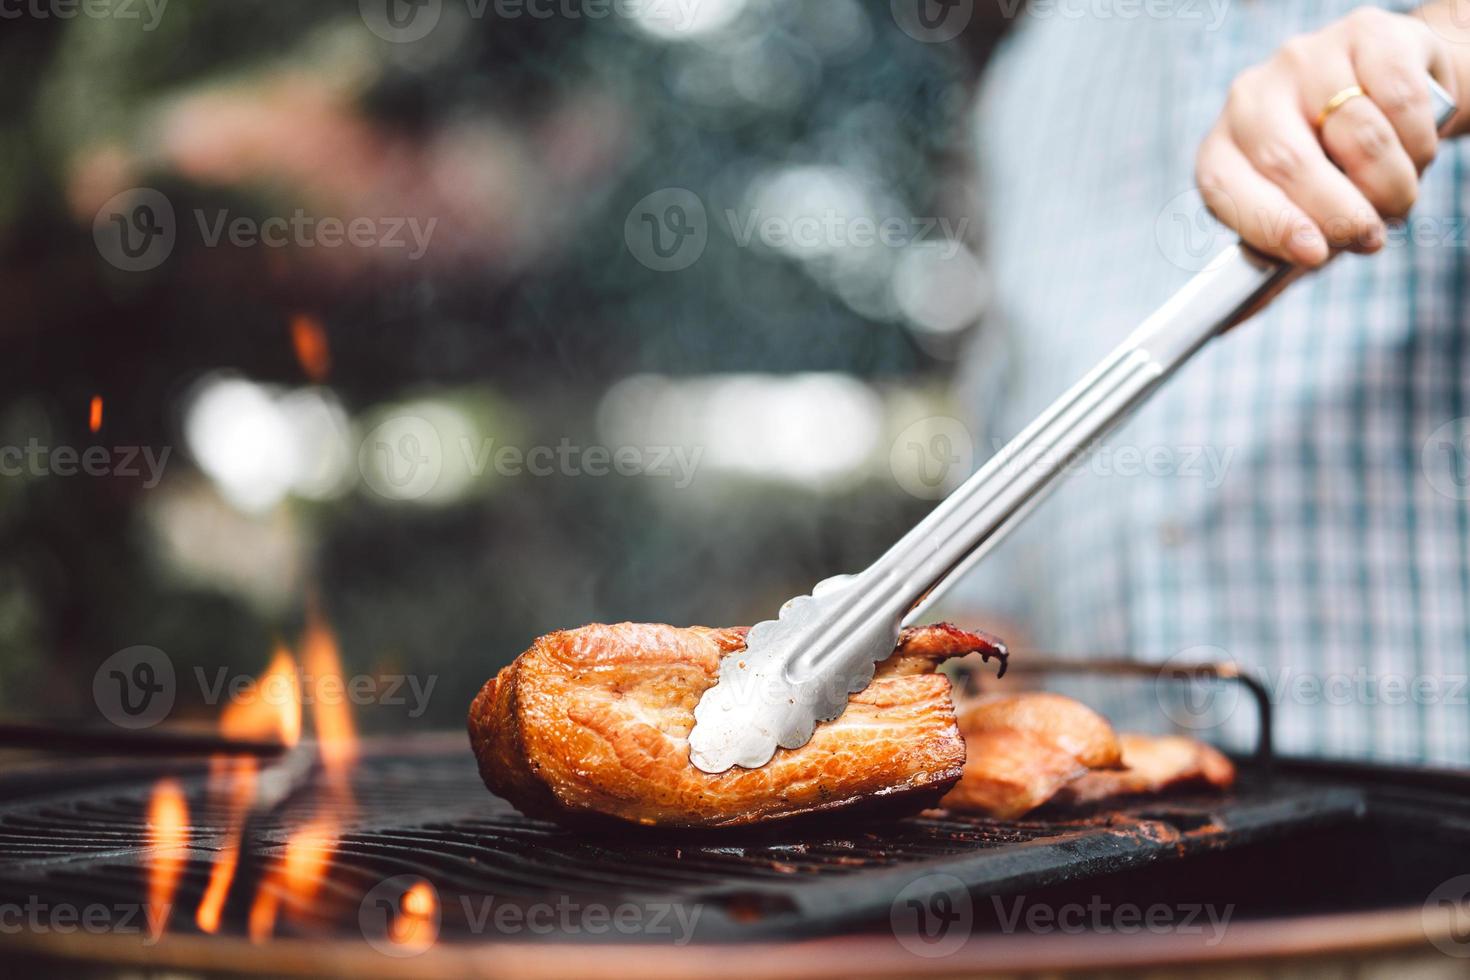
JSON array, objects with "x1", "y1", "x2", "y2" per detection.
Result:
[{"x1": 0, "y1": 745, "x2": 1366, "y2": 944}]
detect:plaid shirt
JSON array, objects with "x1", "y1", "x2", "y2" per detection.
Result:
[{"x1": 958, "y1": 0, "x2": 1470, "y2": 765}]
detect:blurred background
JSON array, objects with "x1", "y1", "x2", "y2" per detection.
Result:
[{"x1": 0, "y1": 0, "x2": 1013, "y2": 732}]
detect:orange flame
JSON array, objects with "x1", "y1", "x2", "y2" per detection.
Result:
[
  {"x1": 302, "y1": 610, "x2": 357, "y2": 784},
  {"x1": 196, "y1": 648, "x2": 302, "y2": 935},
  {"x1": 241, "y1": 608, "x2": 360, "y2": 942},
  {"x1": 145, "y1": 779, "x2": 188, "y2": 939},
  {"x1": 195, "y1": 836, "x2": 240, "y2": 935},
  {"x1": 389, "y1": 882, "x2": 438, "y2": 951},
  {"x1": 219, "y1": 646, "x2": 302, "y2": 748},
  {"x1": 290, "y1": 313, "x2": 331, "y2": 383},
  {"x1": 88, "y1": 395, "x2": 103, "y2": 433},
  {"x1": 247, "y1": 889, "x2": 279, "y2": 944},
  {"x1": 247, "y1": 817, "x2": 339, "y2": 943},
  {"x1": 241, "y1": 609, "x2": 360, "y2": 942},
  {"x1": 194, "y1": 757, "x2": 257, "y2": 934},
  {"x1": 281, "y1": 819, "x2": 336, "y2": 902},
  {"x1": 191, "y1": 610, "x2": 365, "y2": 943}
]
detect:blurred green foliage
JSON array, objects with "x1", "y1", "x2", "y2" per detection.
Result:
[{"x1": 0, "y1": 0, "x2": 996, "y2": 731}]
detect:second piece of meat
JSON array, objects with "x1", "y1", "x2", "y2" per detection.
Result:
[
  {"x1": 939, "y1": 693, "x2": 1124, "y2": 819},
  {"x1": 940, "y1": 693, "x2": 1236, "y2": 819}
]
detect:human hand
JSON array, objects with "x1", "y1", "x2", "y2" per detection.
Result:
[{"x1": 1196, "y1": 5, "x2": 1463, "y2": 267}]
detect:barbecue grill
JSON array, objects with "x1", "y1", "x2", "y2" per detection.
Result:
[{"x1": 4, "y1": 661, "x2": 1470, "y2": 979}]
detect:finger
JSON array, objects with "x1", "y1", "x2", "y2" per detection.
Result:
[
  {"x1": 1283, "y1": 46, "x2": 1402, "y2": 242},
  {"x1": 1408, "y1": 5, "x2": 1463, "y2": 108},
  {"x1": 1196, "y1": 127, "x2": 1328, "y2": 266},
  {"x1": 1350, "y1": 15, "x2": 1450, "y2": 169},
  {"x1": 1319, "y1": 92, "x2": 1420, "y2": 219},
  {"x1": 1228, "y1": 91, "x2": 1385, "y2": 252}
]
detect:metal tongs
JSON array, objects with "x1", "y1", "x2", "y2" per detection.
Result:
[{"x1": 689, "y1": 78, "x2": 1458, "y2": 774}]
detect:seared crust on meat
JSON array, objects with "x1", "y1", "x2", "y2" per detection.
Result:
[
  {"x1": 1053, "y1": 733, "x2": 1236, "y2": 805},
  {"x1": 939, "y1": 692, "x2": 1124, "y2": 819},
  {"x1": 952, "y1": 692, "x2": 1124, "y2": 769},
  {"x1": 467, "y1": 622, "x2": 1007, "y2": 828},
  {"x1": 937, "y1": 727, "x2": 1092, "y2": 820}
]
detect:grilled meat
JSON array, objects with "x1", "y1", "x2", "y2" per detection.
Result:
[
  {"x1": 467, "y1": 622, "x2": 1008, "y2": 828},
  {"x1": 939, "y1": 693, "x2": 1235, "y2": 818},
  {"x1": 939, "y1": 693, "x2": 1124, "y2": 819},
  {"x1": 1054, "y1": 733, "x2": 1236, "y2": 805}
]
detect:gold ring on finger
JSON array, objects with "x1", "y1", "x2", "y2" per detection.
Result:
[{"x1": 1316, "y1": 85, "x2": 1366, "y2": 129}]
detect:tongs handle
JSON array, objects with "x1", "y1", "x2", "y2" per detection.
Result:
[{"x1": 886, "y1": 77, "x2": 1457, "y2": 625}]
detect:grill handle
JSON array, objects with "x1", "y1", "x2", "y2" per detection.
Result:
[{"x1": 956, "y1": 656, "x2": 1274, "y2": 768}]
